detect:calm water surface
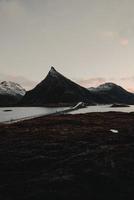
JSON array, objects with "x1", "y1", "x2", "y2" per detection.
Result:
[
  {"x1": 70, "y1": 105, "x2": 134, "y2": 114},
  {"x1": 0, "y1": 107, "x2": 67, "y2": 123},
  {"x1": 0, "y1": 105, "x2": 134, "y2": 123}
]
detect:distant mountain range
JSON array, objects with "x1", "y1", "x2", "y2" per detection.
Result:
[
  {"x1": 19, "y1": 67, "x2": 134, "y2": 106},
  {"x1": 88, "y1": 82, "x2": 134, "y2": 104},
  {"x1": 0, "y1": 67, "x2": 134, "y2": 106}
]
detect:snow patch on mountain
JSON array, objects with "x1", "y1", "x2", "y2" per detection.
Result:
[
  {"x1": 88, "y1": 83, "x2": 117, "y2": 92},
  {"x1": 0, "y1": 81, "x2": 26, "y2": 96}
]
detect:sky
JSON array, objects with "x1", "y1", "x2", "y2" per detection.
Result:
[{"x1": 0, "y1": 0, "x2": 134, "y2": 91}]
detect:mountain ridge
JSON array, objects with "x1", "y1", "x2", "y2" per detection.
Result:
[
  {"x1": 88, "y1": 82, "x2": 134, "y2": 104},
  {"x1": 0, "y1": 67, "x2": 134, "y2": 106},
  {"x1": 19, "y1": 67, "x2": 96, "y2": 106},
  {"x1": 19, "y1": 67, "x2": 134, "y2": 106}
]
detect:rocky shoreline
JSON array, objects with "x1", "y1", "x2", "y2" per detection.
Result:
[{"x1": 0, "y1": 112, "x2": 134, "y2": 199}]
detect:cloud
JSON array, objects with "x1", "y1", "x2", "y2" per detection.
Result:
[
  {"x1": 118, "y1": 76, "x2": 134, "y2": 92},
  {"x1": 120, "y1": 37, "x2": 129, "y2": 46},
  {"x1": 99, "y1": 31, "x2": 117, "y2": 39},
  {"x1": 100, "y1": 30, "x2": 129, "y2": 47},
  {"x1": 0, "y1": 0, "x2": 24, "y2": 17},
  {"x1": 120, "y1": 76, "x2": 134, "y2": 81},
  {"x1": 76, "y1": 77, "x2": 106, "y2": 88},
  {"x1": 0, "y1": 73, "x2": 36, "y2": 90},
  {"x1": 76, "y1": 76, "x2": 134, "y2": 93}
]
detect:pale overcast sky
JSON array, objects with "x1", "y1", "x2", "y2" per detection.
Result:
[{"x1": 0, "y1": 0, "x2": 134, "y2": 91}]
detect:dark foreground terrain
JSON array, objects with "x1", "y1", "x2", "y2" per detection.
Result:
[{"x1": 0, "y1": 112, "x2": 134, "y2": 200}]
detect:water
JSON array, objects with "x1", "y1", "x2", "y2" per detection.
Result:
[
  {"x1": 70, "y1": 105, "x2": 134, "y2": 114},
  {"x1": 0, "y1": 107, "x2": 67, "y2": 123},
  {"x1": 0, "y1": 105, "x2": 134, "y2": 123}
]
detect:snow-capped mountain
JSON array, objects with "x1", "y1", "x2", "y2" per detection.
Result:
[
  {"x1": 0, "y1": 81, "x2": 26, "y2": 106},
  {"x1": 88, "y1": 83, "x2": 122, "y2": 92},
  {"x1": 0, "y1": 81, "x2": 26, "y2": 96},
  {"x1": 89, "y1": 82, "x2": 134, "y2": 104},
  {"x1": 1, "y1": 69, "x2": 134, "y2": 107}
]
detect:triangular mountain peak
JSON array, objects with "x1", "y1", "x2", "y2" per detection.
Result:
[
  {"x1": 19, "y1": 66, "x2": 92, "y2": 106},
  {"x1": 48, "y1": 66, "x2": 60, "y2": 77},
  {"x1": 19, "y1": 66, "x2": 134, "y2": 106},
  {"x1": 50, "y1": 66, "x2": 56, "y2": 72}
]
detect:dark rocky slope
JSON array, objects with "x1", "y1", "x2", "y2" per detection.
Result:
[
  {"x1": 89, "y1": 82, "x2": 134, "y2": 104},
  {"x1": 19, "y1": 67, "x2": 134, "y2": 106},
  {"x1": 20, "y1": 67, "x2": 96, "y2": 106}
]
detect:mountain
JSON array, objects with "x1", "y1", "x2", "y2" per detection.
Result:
[
  {"x1": 88, "y1": 82, "x2": 127, "y2": 92},
  {"x1": 88, "y1": 82, "x2": 134, "y2": 104},
  {"x1": 89, "y1": 83, "x2": 117, "y2": 92},
  {"x1": 19, "y1": 67, "x2": 96, "y2": 106},
  {"x1": 0, "y1": 81, "x2": 26, "y2": 106},
  {"x1": 19, "y1": 68, "x2": 134, "y2": 106}
]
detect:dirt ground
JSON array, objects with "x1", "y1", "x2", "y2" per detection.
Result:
[{"x1": 0, "y1": 112, "x2": 134, "y2": 200}]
